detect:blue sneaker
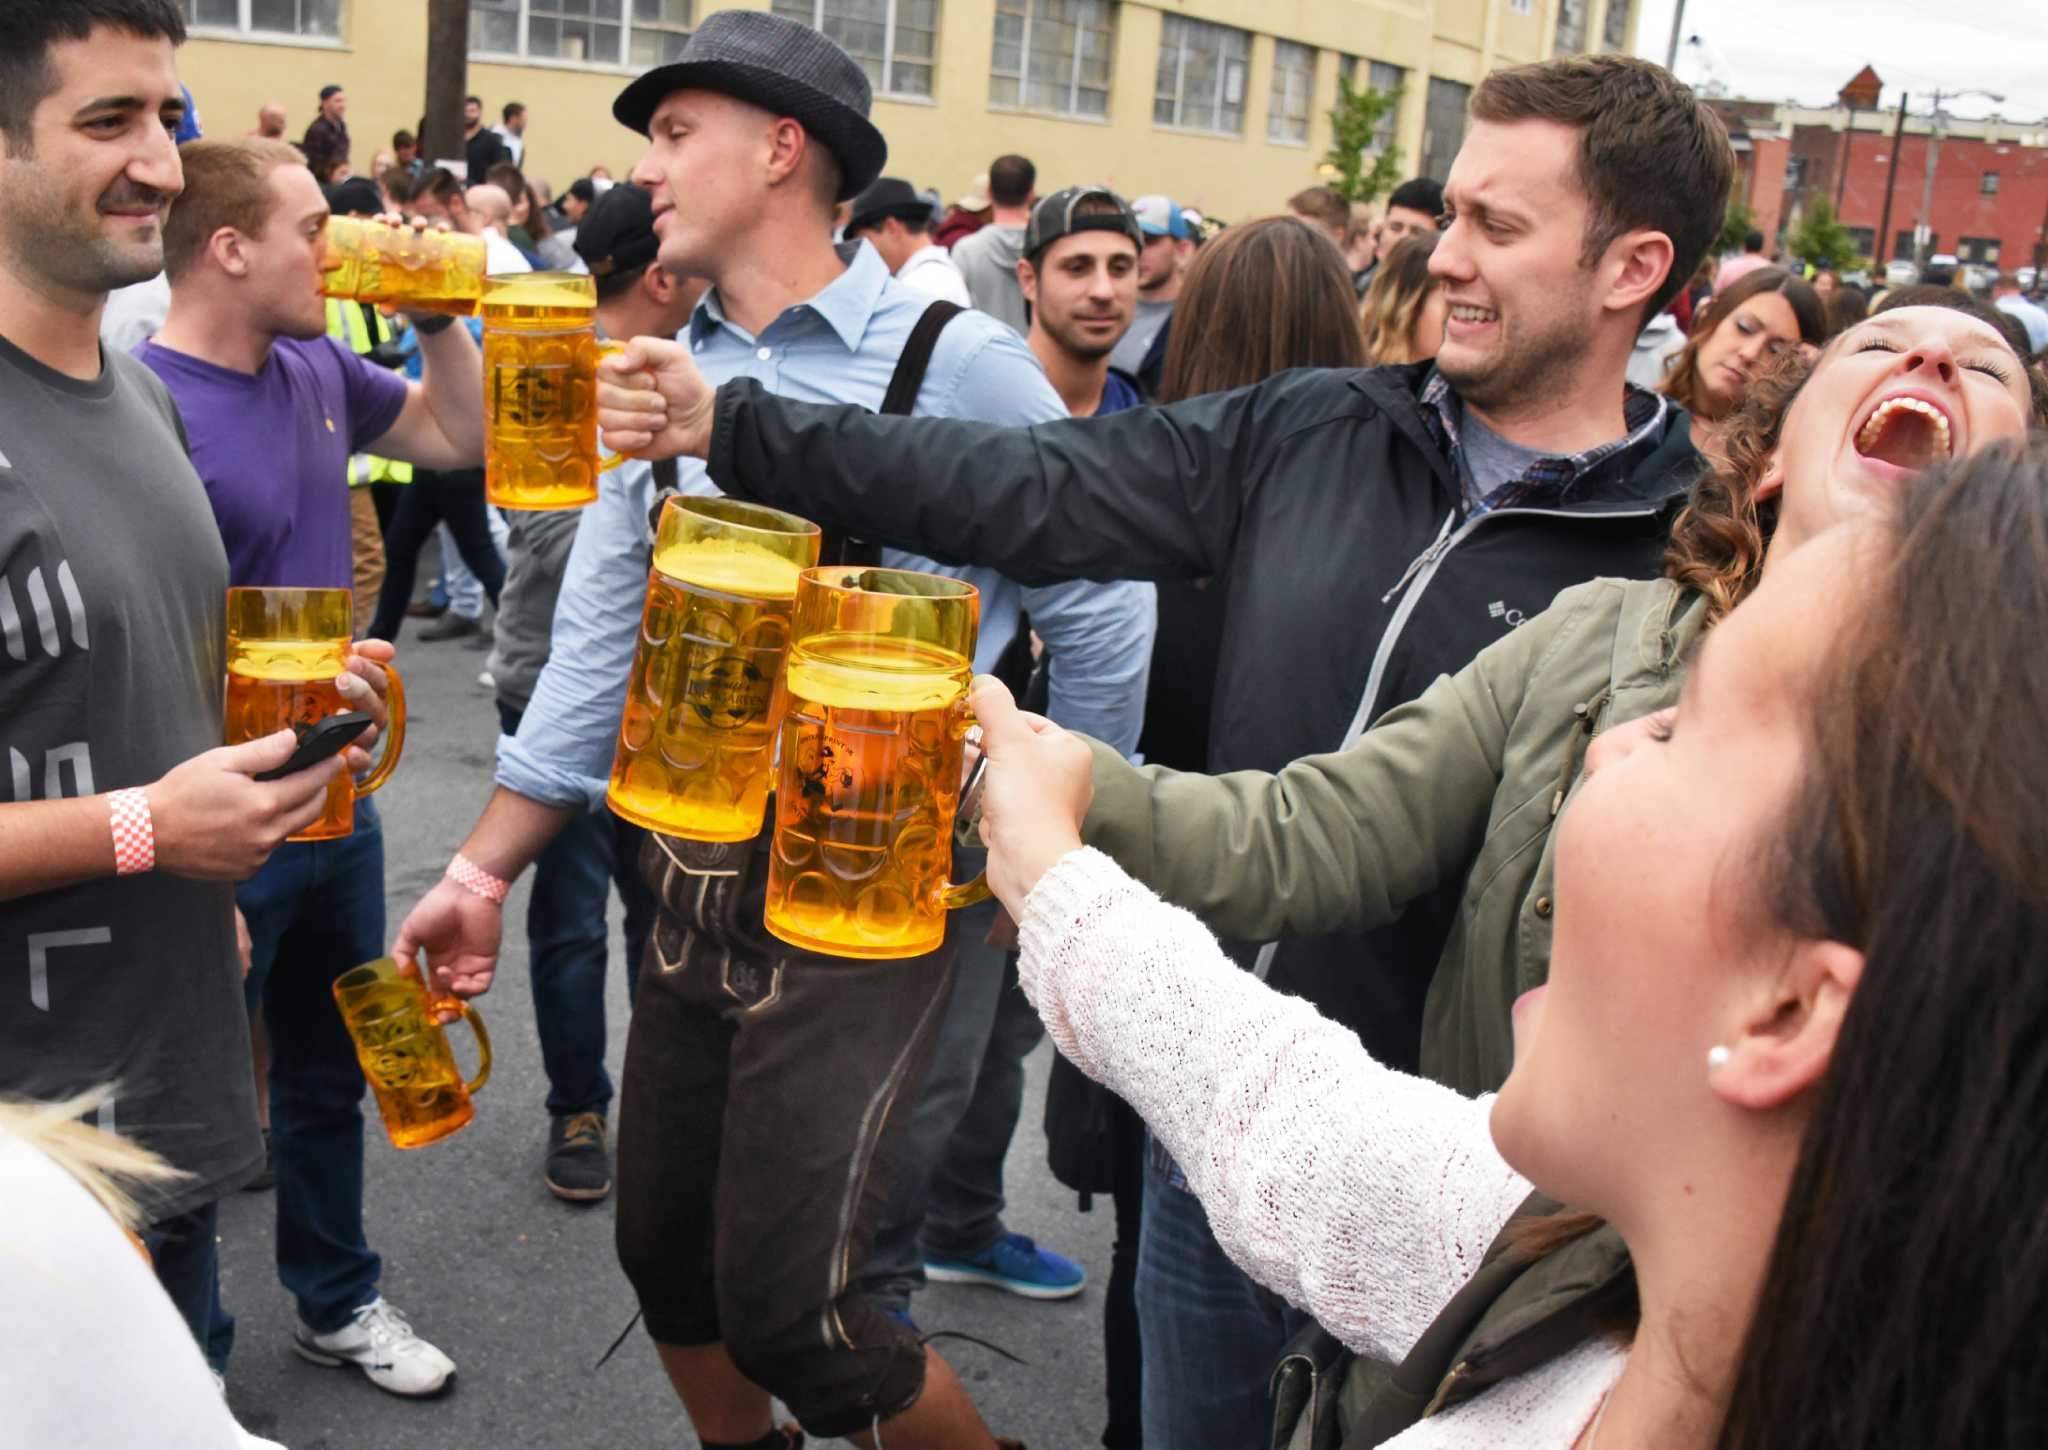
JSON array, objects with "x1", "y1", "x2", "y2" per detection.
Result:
[{"x1": 924, "y1": 1233, "x2": 1086, "y2": 1300}]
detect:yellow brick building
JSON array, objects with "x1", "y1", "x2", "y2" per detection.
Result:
[{"x1": 173, "y1": 0, "x2": 1639, "y2": 222}]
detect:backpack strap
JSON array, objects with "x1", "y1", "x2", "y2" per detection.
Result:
[
  {"x1": 822, "y1": 299, "x2": 964, "y2": 568},
  {"x1": 879, "y1": 300, "x2": 965, "y2": 416}
]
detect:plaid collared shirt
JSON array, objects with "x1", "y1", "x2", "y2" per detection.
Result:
[{"x1": 1419, "y1": 368, "x2": 1672, "y2": 518}]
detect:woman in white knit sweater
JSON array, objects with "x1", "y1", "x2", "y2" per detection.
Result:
[{"x1": 970, "y1": 441, "x2": 2048, "y2": 1448}]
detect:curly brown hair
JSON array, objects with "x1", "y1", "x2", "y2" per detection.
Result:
[{"x1": 1661, "y1": 355, "x2": 1810, "y2": 620}]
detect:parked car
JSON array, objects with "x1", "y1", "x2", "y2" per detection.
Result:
[{"x1": 1884, "y1": 259, "x2": 1919, "y2": 286}]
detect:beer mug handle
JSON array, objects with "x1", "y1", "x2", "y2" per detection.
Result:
[
  {"x1": 595, "y1": 339, "x2": 629, "y2": 472},
  {"x1": 430, "y1": 991, "x2": 493, "y2": 1097},
  {"x1": 937, "y1": 703, "x2": 992, "y2": 912},
  {"x1": 351, "y1": 660, "x2": 407, "y2": 796}
]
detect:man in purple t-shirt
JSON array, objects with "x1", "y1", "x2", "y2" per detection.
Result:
[{"x1": 136, "y1": 136, "x2": 485, "y2": 1401}]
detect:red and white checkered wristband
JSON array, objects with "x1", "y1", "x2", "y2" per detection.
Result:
[
  {"x1": 108, "y1": 787, "x2": 156, "y2": 876},
  {"x1": 446, "y1": 852, "x2": 510, "y2": 905}
]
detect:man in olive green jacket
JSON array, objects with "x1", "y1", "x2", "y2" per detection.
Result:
[{"x1": 1080, "y1": 575, "x2": 1710, "y2": 1098}]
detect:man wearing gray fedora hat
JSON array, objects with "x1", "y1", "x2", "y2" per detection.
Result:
[{"x1": 395, "y1": 10, "x2": 1155, "y2": 1449}]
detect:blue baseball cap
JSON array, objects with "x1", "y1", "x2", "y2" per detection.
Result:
[{"x1": 1132, "y1": 194, "x2": 1188, "y2": 240}]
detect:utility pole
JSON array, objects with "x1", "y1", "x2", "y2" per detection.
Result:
[
  {"x1": 1663, "y1": 0, "x2": 1688, "y2": 70},
  {"x1": 1875, "y1": 91, "x2": 1908, "y2": 276},
  {"x1": 423, "y1": 0, "x2": 470, "y2": 173},
  {"x1": 1912, "y1": 86, "x2": 2006, "y2": 271}
]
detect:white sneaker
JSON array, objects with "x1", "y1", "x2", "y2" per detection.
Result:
[{"x1": 292, "y1": 1296, "x2": 455, "y2": 1397}]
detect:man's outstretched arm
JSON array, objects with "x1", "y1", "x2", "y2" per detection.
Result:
[{"x1": 597, "y1": 338, "x2": 1288, "y2": 587}]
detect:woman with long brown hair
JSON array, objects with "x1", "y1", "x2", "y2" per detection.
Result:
[
  {"x1": 967, "y1": 303, "x2": 2048, "y2": 1446},
  {"x1": 1658, "y1": 266, "x2": 1825, "y2": 454},
  {"x1": 1358, "y1": 233, "x2": 1445, "y2": 366}
]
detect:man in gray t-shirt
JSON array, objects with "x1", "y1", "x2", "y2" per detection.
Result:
[{"x1": 0, "y1": 11, "x2": 359, "y2": 1377}]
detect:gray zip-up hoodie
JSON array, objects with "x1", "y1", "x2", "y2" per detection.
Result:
[{"x1": 950, "y1": 222, "x2": 1028, "y2": 335}]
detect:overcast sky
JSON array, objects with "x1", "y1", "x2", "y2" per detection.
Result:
[{"x1": 1630, "y1": 0, "x2": 2048, "y2": 122}]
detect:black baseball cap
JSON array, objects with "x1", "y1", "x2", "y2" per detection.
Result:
[
  {"x1": 845, "y1": 177, "x2": 933, "y2": 237},
  {"x1": 1023, "y1": 185, "x2": 1142, "y2": 264},
  {"x1": 572, "y1": 183, "x2": 661, "y2": 279}
]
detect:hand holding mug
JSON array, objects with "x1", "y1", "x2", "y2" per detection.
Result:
[
  {"x1": 336, "y1": 638, "x2": 396, "y2": 771},
  {"x1": 967, "y1": 676, "x2": 1094, "y2": 922},
  {"x1": 597, "y1": 336, "x2": 717, "y2": 462}
]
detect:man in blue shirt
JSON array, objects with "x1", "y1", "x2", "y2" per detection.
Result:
[{"x1": 391, "y1": 14, "x2": 1152, "y2": 1449}]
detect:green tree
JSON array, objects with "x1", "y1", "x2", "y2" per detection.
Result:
[
  {"x1": 1785, "y1": 198, "x2": 1860, "y2": 272},
  {"x1": 1322, "y1": 77, "x2": 1404, "y2": 205},
  {"x1": 1717, "y1": 198, "x2": 1756, "y2": 258}
]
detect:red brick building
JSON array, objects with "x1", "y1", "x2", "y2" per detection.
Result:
[{"x1": 1711, "y1": 96, "x2": 2048, "y2": 271}]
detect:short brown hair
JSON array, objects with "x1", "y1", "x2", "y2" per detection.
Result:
[
  {"x1": 1471, "y1": 54, "x2": 1733, "y2": 322},
  {"x1": 1158, "y1": 216, "x2": 1366, "y2": 404},
  {"x1": 162, "y1": 137, "x2": 306, "y2": 278},
  {"x1": 1287, "y1": 185, "x2": 1349, "y2": 236}
]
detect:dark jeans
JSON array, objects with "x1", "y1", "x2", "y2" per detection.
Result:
[
  {"x1": 862, "y1": 883, "x2": 1047, "y2": 1311},
  {"x1": 1103, "y1": 1094, "x2": 1147, "y2": 1449},
  {"x1": 144, "y1": 1199, "x2": 234, "y2": 1374},
  {"x1": 236, "y1": 798, "x2": 387, "y2": 1335},
  {"x1": 497, "y1": 701, "x2": 656, "y2": 1117},
  {"x1": 1137, "y1": 1142, "x2": 1311, "y2": 1450},
  {"x1": 366, "y1": 468, "x2": 505, "y2": 642}
]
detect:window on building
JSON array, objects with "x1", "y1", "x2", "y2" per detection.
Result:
[
  {"x1": 180, "y1": 0, "x2": 341, "y2": 38},
  {"x1": 1982, "y1": 171, "x2": 2001, "y2": 196},
  {"x1": 1784, "y1": 155, "x2": 1809, "y2": 191},
  {"x1": 990, "y1": 0, "x2": 1114, "y2": 119},
  {"x1": 1958, "y1": 236, "x2": 2001, "y2": 264},
  {"x1": 469, "y1": 0, "x2": 693, "y2": 69},
  {"x1": 1267, "y1": 39, "x2": 1315, "y2": 145},
  {"x1": 1340, "y1": 56, "x2": 1405, "y2": 153},
  {"x1": 1419, "y1": 76, "x2": 1471, "y2": 183},
  {"x1": 1895, "y1": 229, "x2": 1933, "y2": 261},
  {"x1": 1508, "y1": 0, "x2": 1533, "y2": 13},
  {"x1": 1154, "y1": 13, "x2": 1250, "y2": 135},
  {"x1": 1846, "y1": 227, "x2": 1875, "y2": 257},
  {"x1": 1553, "y1": 0, "x2": 1588, "y2": 54},
  {"x1": 773, "y1": 0, "x2": 937, "y2": 99},
  {"x1": 1601, "y1": 0, "x2": 1632, "y2": 52}
]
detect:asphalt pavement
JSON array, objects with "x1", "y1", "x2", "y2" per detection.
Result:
[{"x1": 216, "y1": 621, "x2": 1116, "y2": 1449}]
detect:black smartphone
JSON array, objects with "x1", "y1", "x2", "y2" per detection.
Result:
[{"x1": 253, "y1": 712, "x2": 374, "y2": 781}]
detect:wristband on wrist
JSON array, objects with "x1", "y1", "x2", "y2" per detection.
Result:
[
  {"x1": 411, "y1": 312, "x2": 458, "y2": 336},
  {"x1": 446, "y1": 852, "x2": 510, "y2": 905},
  {"x1": 108, "y1": 788, "x2": 156, "y2": 876}
]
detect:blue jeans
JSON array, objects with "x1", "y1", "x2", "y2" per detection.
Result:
[
  {"x1": 498, "y1": 701, "x2": 656, "y2": 1117},
  {"x1": 144, "y1": 1199, "x2": 234, "y2": 1374},
  {"x1": 237, "y1": 798, "x2": 387, "y2": 1336},
  {"x1": 1137, "y1": 1143, "x2": 1310, "y2": 1450}
]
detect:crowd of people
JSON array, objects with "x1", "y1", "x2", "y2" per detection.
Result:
[{"x1": 3, "y1": 3, "x2": 2046, "y2": 1449}]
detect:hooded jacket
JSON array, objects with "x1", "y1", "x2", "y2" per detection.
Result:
[{"x1": 705, "y1": 362, "x2": 1705, "y2": 1071}]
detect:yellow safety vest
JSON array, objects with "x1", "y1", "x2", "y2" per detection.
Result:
[{"x1": 325, "y1": 298, "x2": 414, "y2": 488}]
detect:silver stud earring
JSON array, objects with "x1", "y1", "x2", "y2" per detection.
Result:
[{"x1": 1707, "y1": 1045, "x2": 1733, "y2": 1071}]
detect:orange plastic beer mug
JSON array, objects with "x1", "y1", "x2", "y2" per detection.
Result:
[
  {"x1": 320, "y1": 215, "x2": 485, "y2": 317},
  {"x1": 765, "y1": 568, "x2": 989, "y2": 960},
  {"x1": 607, "y1": 496, "x2": 823, "y2": 841},
  {"x1": 332, "y1": 957, "x2": 492, "y2": 1150},
  {"x1": 481, "y1": 272, "x2": 625, "y2": 510},
  {"x1": 224, "y1": 587, "x2": 405, "y2": 841}
]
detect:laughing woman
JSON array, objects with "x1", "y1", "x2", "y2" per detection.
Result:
[{"x1": 970, "y1": 433, "x2": 2048, "y2": 1446}]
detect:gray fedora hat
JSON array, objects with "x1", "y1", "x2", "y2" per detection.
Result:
[{"x1": 612, "y1": 9, "x2": 888, "y2": 201}]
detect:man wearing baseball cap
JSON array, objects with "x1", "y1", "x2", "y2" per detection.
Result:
[
  {"x1": 1108, "y1": 194, "x2": 1193, "y2": 391},
  {"x1": 483, "y1": 182, "x2": 698, "y2": 1206},
  {"x1": 394, "y1": 10, "x2": 1153, "y2": 1447},
  {"x1": 1017, "y1": 186, "x2": 1145, "y2": 417},
  {"x1": 843, "y1": 176, "x2": 969, "y2": 305}
]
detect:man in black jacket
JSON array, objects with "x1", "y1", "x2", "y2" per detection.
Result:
[{"x1": 598, "y1": 53, "x2": 1732, "y2": 1450}]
